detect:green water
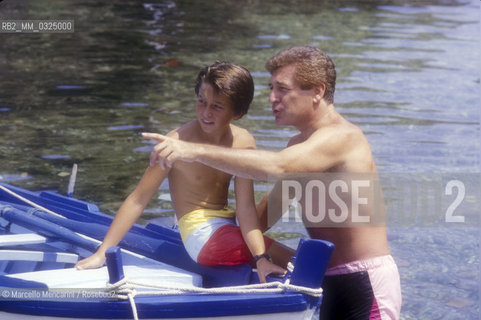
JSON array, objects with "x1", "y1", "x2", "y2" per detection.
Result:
[{"x1": 1, "y1": 0, "x2": 480, "y2": 318}]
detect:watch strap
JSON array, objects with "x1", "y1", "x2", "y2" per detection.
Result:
[{"x1": 253, "y1": 253, "x2": 271, "y2": 265}]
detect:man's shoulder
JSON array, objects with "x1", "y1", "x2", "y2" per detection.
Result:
[
  {"x1": 318, "y1": 121, "x2": 374, "y2": 171},
  {"x1": 337, "y1": 122, "x2": 367, "y2": 146},
  {"x1": 299, "y1": 121, "x2": 369, "y2": 163},
  {"x1": 317, "y1": 120, "x2": 365, "y2": 144}
]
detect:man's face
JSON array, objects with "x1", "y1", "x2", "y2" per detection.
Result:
[
  {"x1": 196, "y1": 82, "x2": 236, "y2": 134},
  {"x1": 268, "y1": 65, "x2": 316, "y2": 127}
]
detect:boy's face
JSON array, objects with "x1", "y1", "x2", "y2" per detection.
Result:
[{"x1": 196, "y1": 82, "x2": 237, "y2": 134}]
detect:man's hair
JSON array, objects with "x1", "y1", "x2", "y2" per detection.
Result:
[
  {"x1": 265, "y1": 46, "x2": 336, "y2": 104},
  {"x1": 195, "y1": 61, "x2": 254, "y2": 117}
]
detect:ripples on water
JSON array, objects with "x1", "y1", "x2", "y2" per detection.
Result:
[{"x1": 0, "y1": 0, "x2": 479, "y2": 318}]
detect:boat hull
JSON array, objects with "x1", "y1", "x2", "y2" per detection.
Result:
[{"x1": 0, "y1": 310, "x2": 315, "y2": 320}]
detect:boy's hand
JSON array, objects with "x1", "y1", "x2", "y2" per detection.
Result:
[
  {"x1": 75, "y1": 252, "x2": 106, "y2": 270},
  {"x1": 256, "y1": 258, "x2": 287, "y2": 283},
  {"x1": 142, "y1": 132, "x2": 194, "y2": 169}
]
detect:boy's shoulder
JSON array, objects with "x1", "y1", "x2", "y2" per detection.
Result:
[
  {"x1": 167, "y1": 120, "x2": 197, "y2": 140},
  {"x1": 167, "y1": 121, "x2": 255, "y2": 148},
  {"x1": 229, "y1": 124, "x2": 256, "y2": 149}
]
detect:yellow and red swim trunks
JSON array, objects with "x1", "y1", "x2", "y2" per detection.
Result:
[{"x1": 178, "y1": 208, "x2": 272, "y2": 266}]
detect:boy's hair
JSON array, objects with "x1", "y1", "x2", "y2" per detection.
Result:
[
  {"x1": 195, "y1": 61, "x2": 254, "y2": 117},
  {"x1": 265, "y1": 46, "x2": 336, "y2": 104}
]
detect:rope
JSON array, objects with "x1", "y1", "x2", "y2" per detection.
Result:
[
  {"x1": 0, "y1": 185, "x2": 65, "y2": 218},
  {"x1": 105, "y1": 276, "x2": 323, "y2": 320}
]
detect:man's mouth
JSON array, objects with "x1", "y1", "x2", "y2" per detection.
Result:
[{"x1": 272, "y1": 103, "x2": 282, "y2": 115}]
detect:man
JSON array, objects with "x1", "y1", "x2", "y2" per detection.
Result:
[{"x1": 143, "y1": 46, "x2": 402, "y2": 319}]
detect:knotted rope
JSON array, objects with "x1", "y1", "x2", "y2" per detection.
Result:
[{"x1": 105, "y1": 269, "x2": 323, "y2": 320}]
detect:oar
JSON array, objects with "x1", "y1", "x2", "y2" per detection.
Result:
[
  {"x1": 32, "y1": 209, "x2": 181, "y2": 259},
  {"x1": 0, "y1": 184, "x2": 64, "y2": 218},
  {"x1": 67, "y1": 163, "x2": 78, "y2": 197},
  {"x1": 0, "y1": 205, "x2": 100, "y2": 252}
]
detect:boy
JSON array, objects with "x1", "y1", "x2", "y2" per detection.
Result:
[{"x1": 75, "y1": 61, "x2": 288, "y2": 282}]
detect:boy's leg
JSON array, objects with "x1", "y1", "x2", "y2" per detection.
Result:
[
  {"x1": 196, "y1": 224, "x2": 252, "y2": 266},
  {"x1": 197, "y1": 225, "x2": 293, "y2": 267}
]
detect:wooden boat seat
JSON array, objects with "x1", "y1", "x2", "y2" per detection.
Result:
[{"x1": 1, "y1": 264, "x2": 202, "y2": 289}]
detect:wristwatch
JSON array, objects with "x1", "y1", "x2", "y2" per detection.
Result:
[{"x1": 253, "y1": 253, "x2": 271, "y2": 265}]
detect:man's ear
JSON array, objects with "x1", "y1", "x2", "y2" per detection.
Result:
[{"x1": 313, "y1": 84, "x2": 326, "y2": 103}]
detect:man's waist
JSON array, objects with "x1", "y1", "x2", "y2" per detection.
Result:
[{"x1": 326, "y1": 254, "x2": 395, "y2": 276}]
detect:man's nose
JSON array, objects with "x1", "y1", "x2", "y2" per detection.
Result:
[{"x1": 269, "y1": 90, "x2": 278, "y2": 104}]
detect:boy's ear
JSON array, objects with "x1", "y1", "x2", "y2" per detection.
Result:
[{"x1": 233, "y1": 113, "x2": 244, "y2": 120}]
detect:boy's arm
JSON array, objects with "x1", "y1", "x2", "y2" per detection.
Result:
[
  {"x1": 234, "y1": 176, "x2": 265, "y2": 257},
  {"x1": 256, "y1": 181, "x2": 286, "y2": 232},
  {"x1": 256, "y1": 193, "x2": 269, "y2": 233},
  {"x1": 234, "y1": 176, "x2": 286, "y2": 283},
  {"x1": 75, "y1": 164, "x2": 170, "y2": 269}
]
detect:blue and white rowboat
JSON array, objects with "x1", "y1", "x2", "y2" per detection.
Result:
[{"x1": 0, "y1": 183, "x2": 334, "y2": 320}]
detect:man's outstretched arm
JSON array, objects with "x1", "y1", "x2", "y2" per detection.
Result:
[
  {"x1": 142, "y1": 131, "x2": 342, "y2": 181},
  {"x1": 142, "y1": 132, "x2": 284, "y2": 181}
]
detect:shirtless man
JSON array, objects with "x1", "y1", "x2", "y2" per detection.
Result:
[
  {"x1": 143, "y1": 46, "x2": 402, "y2": 319},
  {"x1": 75, "y1": 61, "x2": 287, "y2": 283}
]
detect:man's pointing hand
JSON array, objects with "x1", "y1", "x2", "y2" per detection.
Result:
[{"x1": 142, "y1": 132, "x2": 194, "y2": 169}]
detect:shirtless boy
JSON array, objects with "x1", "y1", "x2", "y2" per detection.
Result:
[
  {"x1": 143, "y1": 47, "x2": 402, "y2": 319},
  {"x1": 75, "y1": 61, "x2": 287, "y2": 283}
]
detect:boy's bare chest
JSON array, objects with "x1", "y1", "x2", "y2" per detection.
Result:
[{"x1": 171, "y1": 161, "x2": 232, "y2": 188}]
